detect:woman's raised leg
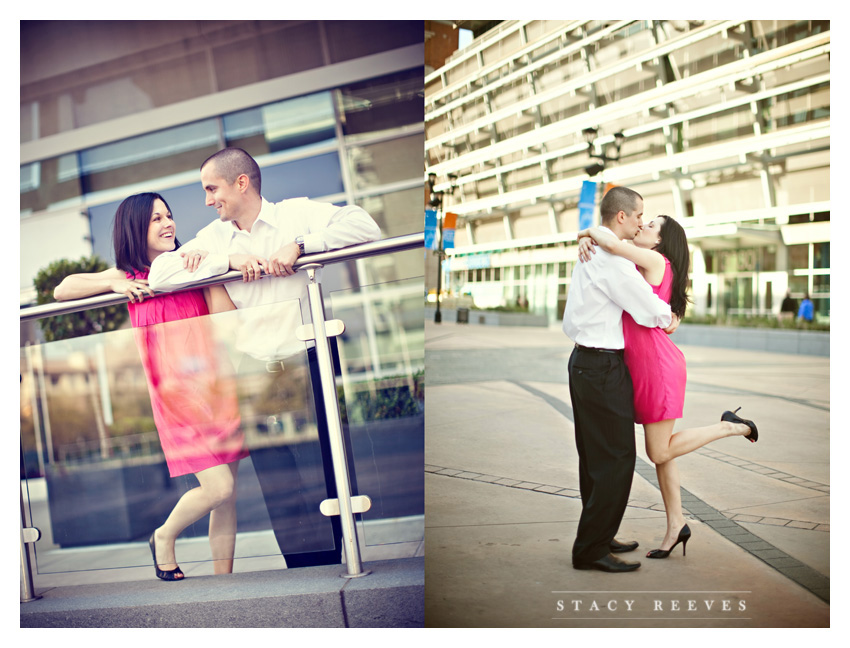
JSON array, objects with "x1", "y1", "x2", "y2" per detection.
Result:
[{"x1": 644, "y1": 417, "x2": 749, "y2": 466}]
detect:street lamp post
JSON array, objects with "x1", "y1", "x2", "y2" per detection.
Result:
[
  {"x1": 427, "y1": 172, "x2": 457, "y2": 324},
  {"x1": 583, "y1": 127, "x2": 625, "y2": 172},
  {"x1": 582, "y1": 127, "x2": 626, "y2": 215}
]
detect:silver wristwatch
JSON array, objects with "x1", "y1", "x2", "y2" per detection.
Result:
[{"x1": 295, "y1": 235, "x2": 305, "y2": 255}]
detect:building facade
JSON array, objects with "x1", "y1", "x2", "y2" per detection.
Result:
[
  {"x1": 21, "y1": 20, "x2": 424, "y2": 306},
  {"x1": 425, "y1": 20, "x2": 830, "y2": 324}
]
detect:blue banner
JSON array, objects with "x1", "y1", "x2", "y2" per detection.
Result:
[
  {"x1": 425, "y1": 209, "x2": 438, "y2": 250},
  {"x1": 442, "y1": 227, "x2": 455, "y2": 250},
  {"x1": 578, "y1": 180, "x2": 597, "y2": 230}
]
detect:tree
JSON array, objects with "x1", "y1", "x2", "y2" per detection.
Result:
[{"x1": 33, "y1": 256, "x2": 129, "y2": 342}]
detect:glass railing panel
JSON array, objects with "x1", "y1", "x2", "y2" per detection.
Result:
[
  {"x1": 20, "y1": 296, "x2": 343, "y2": 576},
  {"x1": 328, "y1": 275, "x2": 425, "y2": 551}
]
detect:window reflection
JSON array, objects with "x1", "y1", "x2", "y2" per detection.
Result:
[
  {"x1": 20, "y1": 156, "x2": 84, "y2": 214},
  {"x1": 22, "y1": 82, "x2": 422, "y2": 214},
  {"x1": 224, "y1": 92, "x2": 337, "y2": 155},
  {"x1": 347, "y1": 134, "x2": 424, "y2": 193},
  {"x1": 813, "y1": 242, "x2": 829, "y2": 269},
  {"x1": 260, "y1": 153, "x2": 344, "y2": 201},
  {"x1": 357, "y1": 186, "x2": 421, "y2": 238},
  {"x1": 79, "y1": 120, "x2": 220, "y2": 194},
  {"x1": 356, "y1": 187, "x2": 423, "y2": 286},
  {"x1": 21, "y1": 121, "x2": 221, "y2": 213},
  {"x1": 21, "y1": 42, "x2": 212, "y2": 138},
  {"x1": 339, "y1": 68, "x2": 424, "y2": 136},
  {"x1": 788, "y1": 244, "x2": 809, "y2": 271}
]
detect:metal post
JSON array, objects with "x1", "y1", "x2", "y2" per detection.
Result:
[
  {"x1": 24, "y1": 344, "x2": 46, "y2": 477},
  {"x1": 434, "y1": 211, "x2": 444, "y2": 323},
  {"x1": 302, "y1": 264, "x2": 371, "y2": 578},
  {"x1": 20, "y1": 484, "x2": 41, "y2": 602}
]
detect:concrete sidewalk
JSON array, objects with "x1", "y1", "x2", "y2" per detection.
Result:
[
  {"x1": 21, "y1": 556, "x2": 424, "y2": 628},
  {"x1": 424, "y1": 321, "x2": 829, "y2": 628},
  {"x1": 21, "y1": 497, "x2": 424, "y2": 626},
  {"x1": 21, "y1": 525, "x2": 424, "y2": 627}
]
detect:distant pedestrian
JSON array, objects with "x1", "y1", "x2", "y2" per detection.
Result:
[
  {"x1": 797, "y1": 293, "x2": 814, "y2": 325},
  {"x1": 779, "y1": 290, "x2": 797, "y2": 323}
]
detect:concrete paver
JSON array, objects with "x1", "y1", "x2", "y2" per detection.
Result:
[{"x1": 424, "y1": 321, "x2": 830, "y2": 628}]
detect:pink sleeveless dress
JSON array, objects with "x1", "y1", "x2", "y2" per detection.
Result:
[
  {"x1": 127, "y1": 270, "x2": 248, "y2": 477},
  {"x1": 622, "y1": 257, "x2": 687, "y2": 424}
]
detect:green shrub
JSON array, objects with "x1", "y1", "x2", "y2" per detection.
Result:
[
  {"x1": 338, "y1": 370, "x2": 424, "y2": 425},
  {"x1": 33, "y1": 257, "x2": 129, "y2": 342}
]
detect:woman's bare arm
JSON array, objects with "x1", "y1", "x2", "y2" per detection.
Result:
[
  {"x1": 53, "y1": 267, "x2": 155, "y2": 303},
  {"x1": 579, "y1": 227, "x2": 666, "y2": 282}
]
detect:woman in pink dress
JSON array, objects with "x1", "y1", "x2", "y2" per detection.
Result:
[
  {"x1": 578, "y1": 215, "x2": 758, "y2": 559},
  {"x1": 55, "y1": 192, "x2": 248, "y2": 581}
]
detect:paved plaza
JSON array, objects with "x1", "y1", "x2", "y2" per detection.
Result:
[{"x1": 424, "y1": 321, "x2": 830, "y2": 628}]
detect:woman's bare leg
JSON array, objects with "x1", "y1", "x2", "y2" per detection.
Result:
[
  {"x1": 644, "y1": 418, "x2": 749, "y2": 466},
  {"x1": 153, "y1": 462, "x2": 238, "y2": 575},
  {"x1": 644, "y1": 420, "x2": 686, "y2": 550},
  {"x1": 209, "y1": 461, "x2": 240, "y2": 574},
  {"x1": 654, "y1": 456, "x2": 688, "y2": 551}
]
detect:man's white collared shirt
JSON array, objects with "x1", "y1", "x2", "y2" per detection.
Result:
[
  {"x1": 149, "y1": 197, "x2": 381, "y2": 360},
  {"x1": 562, "y1": 227, "x2": 672, "y2": 349}
]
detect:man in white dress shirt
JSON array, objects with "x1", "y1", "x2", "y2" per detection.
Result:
[
  {"x1": 149, "y1": 147, "x2": 381, "y2": 361},
  {"x1": 562, "y1": 186, "x2": 674, "y2": 573},
  {"x1": 149, "y1": 147, "x2": 381, "y2": 567}
]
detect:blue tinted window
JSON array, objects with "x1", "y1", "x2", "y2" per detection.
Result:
[
  {"x1": 261, "y1": 153, "x2": 344, "y2": 202},
  {"x1": 78, "y1": 120, "x2": 220, "y2": 195},
  {"x1": 224, "y1": 92, "x2": 336, "y2": 154}
]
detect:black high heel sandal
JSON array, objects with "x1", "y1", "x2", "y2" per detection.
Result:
[
  {"x1": 721, "y1": 407, "x2": 759, "y2": 443},
  {"x1": 149, "y1": 533, "x2": 184, "y2": 581},
  {"x1": 646, "y1": 524, "x2": 691, "y2": 559}
]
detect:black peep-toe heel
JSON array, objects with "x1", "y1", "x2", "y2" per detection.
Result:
[
  {"x1": 721, "y1": 407, "x2": 759, "y2": 443},
  {"x1": 149, "y1": 534, "x2": 184, "y2": 581}
]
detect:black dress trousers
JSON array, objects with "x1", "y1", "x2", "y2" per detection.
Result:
[
  {"x1": 567, "y1": 346, "x2": 636, "y2": 564},
  {"x1": 248, "y1": 343, "x2": 351, "y2": 568}
]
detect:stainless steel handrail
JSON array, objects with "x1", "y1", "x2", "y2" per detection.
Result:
[
  {"x1": 19, "y1": 230, "x2": 423, "y2": 588},
  {"x1": 19, "y1": 232, "x2": 423, "y2": 323}
]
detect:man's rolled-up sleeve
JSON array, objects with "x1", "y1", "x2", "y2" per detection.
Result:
[
  {"x1": 300, "y1": 202, "x2": 382, "y2": 254},
  {"x1": 600, "y1": 256, "x2": 672, "y2": 329}
]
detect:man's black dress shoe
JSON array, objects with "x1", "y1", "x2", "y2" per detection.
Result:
[
  {"x1": 573, "y1": 553, "x2": 641, "y2": 573},
  {"x1": 609, "y1": 538, "x2": 639, "y2": 553}
]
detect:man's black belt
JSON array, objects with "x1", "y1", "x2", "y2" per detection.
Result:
[{"x1": 575, "y1": 343, "x2": 623, "y2": 355}]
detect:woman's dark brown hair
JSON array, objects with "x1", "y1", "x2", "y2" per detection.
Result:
[{"x1": 653, "y1": 215, "x2": 692, "y2": 319}]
